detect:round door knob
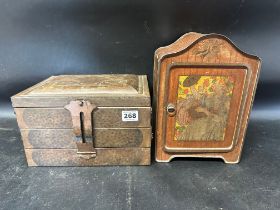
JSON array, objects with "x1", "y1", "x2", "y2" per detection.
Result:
[{"x1": 167, "y1": 103, "x2": 176, "y2": 117}]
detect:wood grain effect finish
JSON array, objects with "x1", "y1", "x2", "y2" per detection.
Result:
[
  {"x1": 20, "y1": 128, "x2": 151, "y2": 148},
  {"x1": 154, "y1": 32, "x2": 261, "y2": 164},
  {"x1": 25, "y1": 148, "x2": 151, "y2": 166},
  {"x1": 12, "y1": 74, "x2": 151, "y2": 166},
  {"x1": 14, "y1": 107, "x2": 151, "y2": 129}
]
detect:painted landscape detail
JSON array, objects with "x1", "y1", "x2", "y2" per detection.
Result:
[{"x1": 175, "y1": 75, "x2": 234, "y2": 141}]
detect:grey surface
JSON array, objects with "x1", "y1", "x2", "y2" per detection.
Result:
[
  {"x1": 0, "y1": 0, "x2": 280, "y2": 105},
  {"x1": 0, "y1": 108, "x2": 279, "y2": 210},
  {"x1": 1, "y1": 0, "x2": 280, "y2": 209}
]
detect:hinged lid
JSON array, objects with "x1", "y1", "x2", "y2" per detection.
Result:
[{"x1": 11, "y1": 74, "x2": 150, "y2": 107}]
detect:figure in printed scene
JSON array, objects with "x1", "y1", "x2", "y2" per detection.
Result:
[{"x1": 175, "y1": 75, "x2": 234, "y2": 141}]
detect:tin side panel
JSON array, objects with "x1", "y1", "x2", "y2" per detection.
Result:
[
  {"x1": 11, "y1": 95, "x2": 151, "y2": 108},
  {"x1": 21, "y1": 128, "x2": 151, "y2": 148},
  {"x1": 15, "y1": 107, "x2": 151, "y2": 129},
  {"x1": 25, "y1": 148, "x2": 151, "y2": 166}
]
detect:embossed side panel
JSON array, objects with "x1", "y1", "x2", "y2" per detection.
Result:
[
  {"x1": 25, "y1": 148, "x2": 151, "y2": 166},
  {"x1": 21, "y1": 128, "x2": 151, "y2": 148},
  {"x1": 15, "y1": 107, "x2": 151, "y2": 129}
]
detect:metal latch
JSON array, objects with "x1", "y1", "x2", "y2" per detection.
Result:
[{"x1": 65, "y1": 100, "x2": 97, "y2": 159}]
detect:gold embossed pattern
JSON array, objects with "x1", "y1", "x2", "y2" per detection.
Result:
[{"x1": 26, "y1": 75, "x2": 139, "y2": 95}]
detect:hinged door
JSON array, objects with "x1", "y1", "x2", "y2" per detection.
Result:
[
  {"x1": 163, "y1": 63, "x2": 247, "y2": 152},
  {"x1": 154, "y1": 33, "x2": 261, "y2": 163}
]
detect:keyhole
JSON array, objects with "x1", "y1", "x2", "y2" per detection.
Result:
[
  {"x1": 79, "y1": 112, "x2": 86, "y2": 143},
  {"x1": 167, "y1": 103, "x2": 176, "y2": 117}
]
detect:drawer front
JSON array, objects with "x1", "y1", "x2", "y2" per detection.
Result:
[
  {"x1": 24, "y1": 148, "x2": 151, "y2": 166},
  {"x1": 15, "y1": 107, "x2": 151, "y2": 129},
  {"x1": 20, "y1": 128, "x2": 151, "y2": 149}
]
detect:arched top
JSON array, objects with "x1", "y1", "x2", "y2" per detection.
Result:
[{"x1": 156, "y1": 32, "x2": 261, "y2": 62}]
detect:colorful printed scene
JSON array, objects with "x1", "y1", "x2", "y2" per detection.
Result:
[{"x1": 175, "y1": 75, "x2": 235, "y2": 141}]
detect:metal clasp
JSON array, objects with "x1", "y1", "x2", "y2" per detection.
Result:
[{"x1": 65, "y1": 100, "x2": 97, "y2": 158}]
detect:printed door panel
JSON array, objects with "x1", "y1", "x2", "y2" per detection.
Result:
[{"x1": 164, "y1": 65, "x2": 247, "y2": 152}]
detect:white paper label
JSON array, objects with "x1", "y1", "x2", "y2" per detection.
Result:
[{"x1": 122, "y1": 110, "x2": 138, "y2": 121}]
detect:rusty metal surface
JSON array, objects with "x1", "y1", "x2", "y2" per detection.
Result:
[
  {"x1": 21, "y1": 128, "x2": 151, "y2": 149},
  {"x1": 25, "y1": 148, "x2": 151, "y2": 166}
]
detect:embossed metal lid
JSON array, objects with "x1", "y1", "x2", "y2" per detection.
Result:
[{"x1": 11, "y1": 74, "x2": 150, "y2": 107}]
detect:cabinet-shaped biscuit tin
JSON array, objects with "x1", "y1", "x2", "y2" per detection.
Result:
[
  {"x1": 12, "y1": 74, "x2": 151, "y2": 166},
  {"x1": 154, "y1": 32, "x2": 261, "y2": 163}
]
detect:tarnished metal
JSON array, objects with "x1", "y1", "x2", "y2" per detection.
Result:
[
  {"x1": 14, "y1": 107, "x2": 151, "y2": 129},
  {"x1": 166, "y1": 103, "x2": 176, "y2": 117},
  {"x1": 25, "y1": 148, "x2": 151, "y2": 166},
  {"x1": 65, "y1": 100, "x2": 97, "y2": 158},
  {"x1": 20, "y1": 128, "x2": 151, "y2": 149},
  {"x1": 12, "y1": 74, "x2": 152, "y2": 166}
]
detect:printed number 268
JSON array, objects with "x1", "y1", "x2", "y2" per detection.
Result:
[{"x1": 124, "y1": 113, "x2": 137, "y2": 118}]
